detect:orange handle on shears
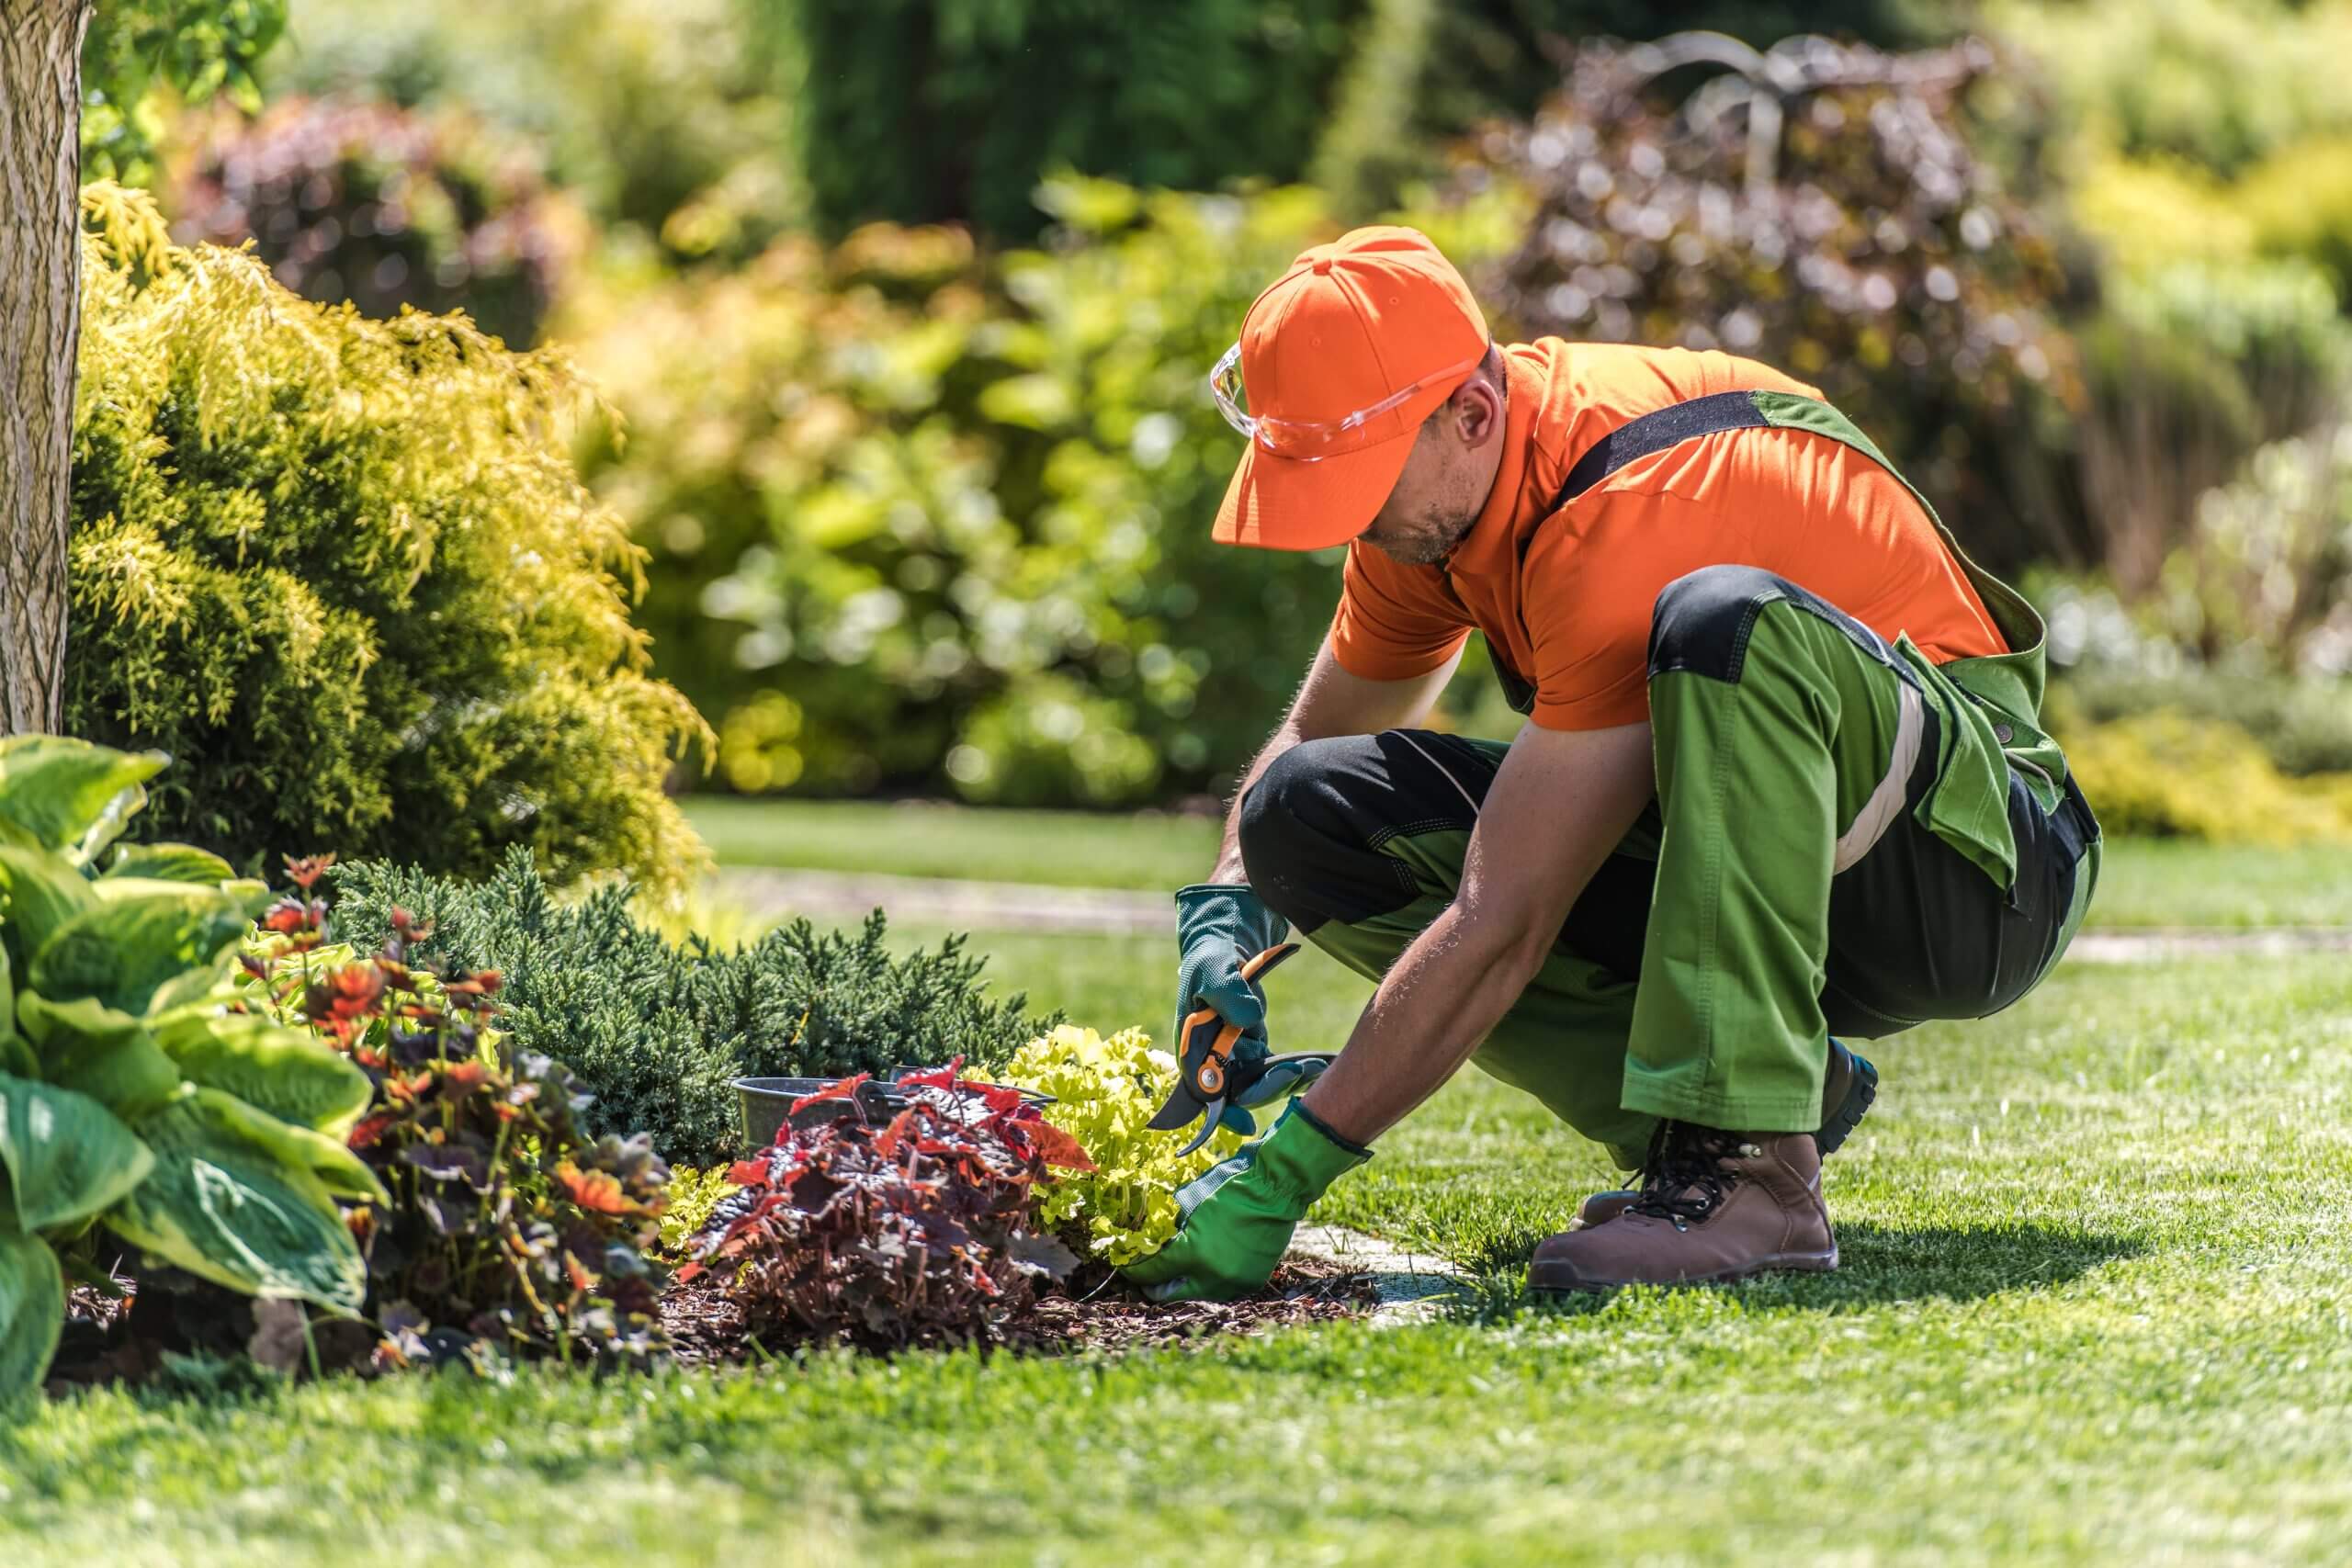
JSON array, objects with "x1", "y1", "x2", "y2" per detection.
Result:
[{"x1": 1177, "y1": 942, "x2": 1300, "y2": 1100}]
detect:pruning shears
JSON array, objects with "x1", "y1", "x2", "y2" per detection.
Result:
[{"x1": 1145, "y1": 942, "x2": 1333, "y2": 1158}]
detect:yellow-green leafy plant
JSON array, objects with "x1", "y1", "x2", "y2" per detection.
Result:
[
  {"x1": 67, "y1": 184, "x2": 709, "y2": 897},
  {"x1": 2061, "y1": 710, "x2": 2352, "y2": 842},
  {"x1": 656, "y1": 1165, "x2": 742, "y2": 1258},
  {"x1": 1000, "y1": 1024, "x2": 1242, "y2": 1267}
]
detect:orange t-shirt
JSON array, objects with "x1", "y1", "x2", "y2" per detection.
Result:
[{"x1": 1329, "y1": 338, "x2": 2008, "y2": 730}]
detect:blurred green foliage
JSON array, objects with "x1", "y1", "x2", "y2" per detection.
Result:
[
  {"x1": 763, "y1": 0, "x2": 1363, "y2": 241},
  {"x1": 2070, "y1": 259, "x2": 2350, "y2": 593},
  {"x1": 566, "y1": 180, "x2": 1513, "y2": 803},
  {"x1": 266, "y1": 0, "x2": 799, "y2": 264},
  {"x1": 67, "y1": 186, "x2": 708, "y2": 895},
  {"x1": 164, "y1": 95, "x2": 583, "y2": 348},
  {"x1": 1991, "y1": 0, "x2": 2352, "y2": 177},
  {"x1": 80, "y1": 0, "x2": 284, "y2": 182}
]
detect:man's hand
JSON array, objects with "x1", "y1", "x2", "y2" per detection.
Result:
[
  {"x1": 1171, "y1": 882, "x2": 1289, "y2": 1056},
  {"x1": 1121, "y1": 1101, "x2": 1371, "y2": 1303}
]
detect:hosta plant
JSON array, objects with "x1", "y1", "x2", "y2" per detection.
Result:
[
  {"x1": 243, "y1": 867, "x2": 673, "y2": 1368},
  {"x1": 679, "y1": 1065, "x2": 1091, "y2": 1351},
  {"x1": 0, "y1": 739, "x2": 379, "y2": 1407},
  {"x1": 1001, "y1": 1025, "x2": 1243, "y2": 1267}
]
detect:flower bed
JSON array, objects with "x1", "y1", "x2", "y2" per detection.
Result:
[{"x1": 32, "y1": 836, "x2": 1371, "y2": 1393}]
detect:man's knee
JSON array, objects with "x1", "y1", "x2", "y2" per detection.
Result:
[
  {"x1": 1647, "y1": 563, "x2": 1798, "y2": 684},
  {"x1": 1236, "y1": 737, "x2": 1363, "y2": 925}
]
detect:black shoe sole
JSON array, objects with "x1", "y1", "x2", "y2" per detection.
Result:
[{"x1": 1814, "y1": 1046, "x2": 1878, "y2": 1156}]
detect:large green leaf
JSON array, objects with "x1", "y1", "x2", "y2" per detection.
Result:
[
  {"x1": 103, "y1": 842, "x2": 235, "y2": 885},
  {"x1": 0, "y1": 736, "x2": 168, "y2": 864},
  {"x1": 17, "y1": 993, "x2": 182, "y2": 1119},
  {"x1": 0, "y1": 1033, "x2": 34, "y2": 1079},
  {"x1": 151, "y1": 1007, "x2": 372, "y2": 1136},
  {"x1": 0, "y1": 1073, "x2": 153, "y2": 1234},
  {"x1": 0, "y1": 844, "x2": 99, "y2": 979},
  {"x1": 28, "y1": 886, "x2": 258, "y2": 1017},
  {"x1": 188, "y1": 1087, "x2": 385, "y2": 1206},
  {"x1": 0, "y1": 1230, "x2": 63, "y2": 1409},
  {"x1": 108, "y1": 1089, "x2": 367, "y2": 1309}
]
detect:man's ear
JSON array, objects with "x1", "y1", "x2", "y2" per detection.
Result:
[{"x1": 1453, "y1": 378, "x2": 1505, "y2": 447}]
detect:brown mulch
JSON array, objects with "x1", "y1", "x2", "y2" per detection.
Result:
[{"x1": 658, "y1": 1255, "x2": 1376, "y2": 1366}]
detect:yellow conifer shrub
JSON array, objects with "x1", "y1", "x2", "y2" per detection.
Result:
[{"x1": 67, "y1": 185, "x2": 708, "y2": 894}]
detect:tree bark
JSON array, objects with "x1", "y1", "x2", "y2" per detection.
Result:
[{"x1": 0, "y1": 0, "x2": 91, "y2": 737}]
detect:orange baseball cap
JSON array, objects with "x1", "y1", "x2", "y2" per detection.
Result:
[{"x1": 1211, "y1": 226, "x2": 1489, "y2": 551}]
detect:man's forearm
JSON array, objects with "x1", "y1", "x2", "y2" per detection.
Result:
[{"x1": 1300, "y1": 903, "x2": 1543, "y2": 1145}]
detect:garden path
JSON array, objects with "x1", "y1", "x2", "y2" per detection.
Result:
[{"x1": 713, "y1": 867, "x2": 2352, "y2": 960}]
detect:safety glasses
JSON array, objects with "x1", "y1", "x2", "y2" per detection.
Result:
[{"x1": 1209, "y1": 342, "x2": 1487, "y2": 460}]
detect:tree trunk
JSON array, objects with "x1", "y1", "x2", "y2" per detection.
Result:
[{"x1": 0, "y1": 0, "x2": 91, "y2": 737}]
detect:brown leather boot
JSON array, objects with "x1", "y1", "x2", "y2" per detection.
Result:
[
  {"x1": 1529, "y1": 1123, "x2": 1838, "y2": 1291},
  {"x1": 1570, "y1": 1040, "x2": 1876, "y2": 1231}
]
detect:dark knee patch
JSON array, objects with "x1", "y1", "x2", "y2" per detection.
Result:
[
  {"x1": 1646, "y1": 564, "x2": 1792, "y2": 683},
  {"x1": 1648, "y1": 565, "x2": 1900, "y2": 685},
  {"x1": 1238, "y1": 732, "x2": 1495, "y2": 932}
]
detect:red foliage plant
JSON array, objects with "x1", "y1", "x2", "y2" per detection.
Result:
[
  {"x1": 245, "y1": 855, "x2": 671, "y2": 1370},
  {"x1": 680, "y1": 1064, "x2": 1092, "y2": 1351}
]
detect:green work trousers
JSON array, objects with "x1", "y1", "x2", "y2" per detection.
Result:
[{"x1": 1238, "y1": 566, "x2": 2101, "y2": 1168}]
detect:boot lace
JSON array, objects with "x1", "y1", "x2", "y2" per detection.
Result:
[{"x1": 1626, "y1": 1122, "x2": 1747, "y2": 1226}]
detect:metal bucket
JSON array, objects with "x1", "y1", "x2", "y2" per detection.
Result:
[{"x1": 732, "y1": 1070, "x2": 1051, "y2": 1153}]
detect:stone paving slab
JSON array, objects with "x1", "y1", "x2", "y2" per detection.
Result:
[{"x1": 1287, "y1": 1224, "x2": 1468, "y2": 1322}]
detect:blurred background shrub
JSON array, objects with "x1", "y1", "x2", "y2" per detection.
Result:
[
  {"x1": 263, "y1": 0, "x2": 799, "y2": 268},
  {"x1": 165, "y1": 94, "x2": 584, "y2": 348},
  {"x1": 68, "y1": 187, "x2": 707, "y2": 893},
  {"x1": 759, "y1": 0, "x2": 1359, "y2": 242},
  {"x1": 561, "y1": 181, "x2": 1430, "y2": 804},
  {"x1": 1460, "y1": 31, "x2": 2074, "y2": 575}
]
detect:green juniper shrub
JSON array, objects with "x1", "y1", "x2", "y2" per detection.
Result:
[
  {"x1": 66, "y1": 186, "x2": 708, "y2": 898},
  {"x1": 328, "y1": 850, "x2": 1054, "y2": 1166},
  {"x1": 241, "y1": 863, "x2": 671, "y2": 1370}
]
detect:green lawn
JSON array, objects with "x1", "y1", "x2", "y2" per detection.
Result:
[
  {"x1": 684, "y1": 795, "x2": 1220, "y2": 892},
  {"x1": 687, "y1": 795, "x2": 2352, "y2": 929},
  {"x1": 8, "y1": 933, "x2": 2352, "y2": 1564},
  {"x1": 2074, "y1": 839, "x2": 2352, "y2": 928}
]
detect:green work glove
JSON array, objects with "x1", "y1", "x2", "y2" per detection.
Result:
[
  {"x1": 1121, "y1": 1100, "x2": 1370, "y2": 1303},
  {"x1": 1173, "y1": 883, "x2": 1291, "y2": 1132}
]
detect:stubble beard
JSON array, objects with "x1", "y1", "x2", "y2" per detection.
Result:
[{"x1": 1374, "y1": 502, "x2": 1477, "y2": 568}]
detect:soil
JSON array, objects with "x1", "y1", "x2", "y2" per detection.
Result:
[
  {"x1": 659, "y1": 1255, "x2": 1377, "y2": 1365},
  {"x1": 51, "y1": 1257, "x2": 1380, "y2": 1390}
]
